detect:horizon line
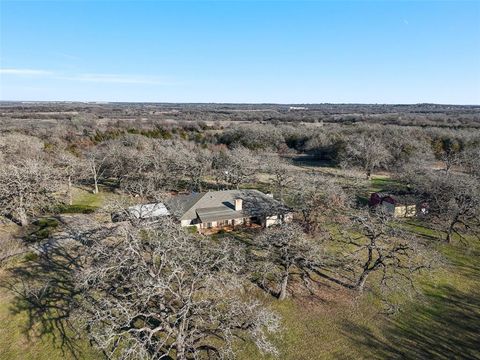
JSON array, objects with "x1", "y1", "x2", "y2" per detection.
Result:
[{"x1": 1, "y1": 100, "x2": 479, "y2": 107}]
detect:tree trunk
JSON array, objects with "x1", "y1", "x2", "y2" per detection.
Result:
[
  {"x1": 279, "y1": 270, "x2": 289, "y2": 300},
  {"x1": 444, "y1": 161, "x2": 451, "y2": 175},
  {"x1": 176, "y1": 323, "x2": 187, "y2": 360},
  {"x1": 67, "y1": 175, "x2": 73, "y2": 205},
  {"x1": 93, "y1": 173, "x2": 99, "y2": 194},
  {"x1": 366, "y1": 168, "x2": 372, "y2": 180},
  {"x1": 176, "y1": 342, "x2": 187, "y2": 360},
  {"x1": 446, "y1": 226, "x2": 454, "y2": 243},
  {"x1": 91, "y1": 162, "x2": 99, "y2": 194},
  {"x1": 355, "y1": 270, "x2": 371, "y2": 292},
  {"x1": 445, "y1": 217, "x2": 459, "y2": 243},
  {"x1": 18, "y1": 196, "x2": 28, "y2": 226},
  {"x1": 356, "y1": 247, "x2": 374, "y2": 292},
  {"x1": 278, "y1": 186, "x2": 284, "y2": 202},
  {"x1": 18, "y1": 208, "x2": 28, "y2": 227}
]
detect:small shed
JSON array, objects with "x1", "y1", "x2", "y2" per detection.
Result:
[{"x1": 369, "y1": 193, "x2": 417, "y2": 218}]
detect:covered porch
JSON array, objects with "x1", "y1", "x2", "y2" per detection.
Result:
[{"x1": 198, "y1": 220, "x2": 262, "y2": 235}]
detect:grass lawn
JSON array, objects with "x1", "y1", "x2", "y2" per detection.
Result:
[
  {"x1": 71, "y1": 187, "x2": 111, "y2": 208},
  {"x1": 56, "y1": 186, "x2": 118, "y2": 215},
  {"x1": 0, "y1": 260, "x2": 100, "y2": 360},
  {"x1": 236, "y1": 222, "x2": 480, "y2": 360},
  {"x1": 369, "y1": 175, "x2": 405, "y2": 194}
]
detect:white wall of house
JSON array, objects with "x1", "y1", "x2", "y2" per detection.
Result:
[
  {"x1": 234, "y1": 218, "x2": 245, "y2": 226},
  {"x1": 265, "y1": 215, "x2": 279, "y2": 227},
  {"x1": 381, "y1": 203, "x2": 416, "y2": 218},
  {"x1": 181, "y1": 213, "x2": 292, "y2": 230},
  {"x1": 265, "y1": 212, "x2": 293, "y2": 227},
  {"x1": 394, "y1": 205, "x2": 416, "y2": 218},
  {"x1": 181, "y1": 219, "x2": 193, "y2": 227}
]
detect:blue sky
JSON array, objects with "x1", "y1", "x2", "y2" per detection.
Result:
[{"x1": 1, "y1": 1, "x2": 479, "y2": 104}]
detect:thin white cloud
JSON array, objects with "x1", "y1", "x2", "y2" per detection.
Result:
[
  {"x1": 0, "y1": 68, "x2": 53, "y2": 76},
  {"x1": 1, "y1": 68, "x2": 172, "y2": 85},
  {"x1": 58, "y1": 73, "x2": 169, "y2": 85}
]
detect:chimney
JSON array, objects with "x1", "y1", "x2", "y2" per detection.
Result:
[{"x1": 234, "y1": 198, "x2": 243, "y2": 211}]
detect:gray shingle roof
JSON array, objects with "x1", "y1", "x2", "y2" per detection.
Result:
[
  {"x1": 165, "y1": 190, "x2": 290, "y2": 222},
  {"x1": 196, "y1": 206, "x2": 244, "y2": 223},
  {"x1": 165, "y1": 192, "x2": 205, "y2": 220}
]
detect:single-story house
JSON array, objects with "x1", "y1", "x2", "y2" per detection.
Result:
[
  {"x1": 112, "y1": 202, "x2": 170, "y2": 222},
  {"x1": 165, "y1": 189, "x2": 293, "y2": 230},
  {"x1": 369, "y1": 193, "x2": 423, "y2": 218}
]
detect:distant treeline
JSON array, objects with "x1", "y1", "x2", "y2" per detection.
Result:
[{"x1": 1, "y1": 102, "x2": 479, "y2": 128}]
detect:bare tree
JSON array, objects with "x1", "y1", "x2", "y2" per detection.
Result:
[
  {"x1": 212, "y1": 147, "x2": 258, "y2": 189},
  {"x1": 263, "y1": 155, "x2": 295, "y2": 201},
  {"x1": 0, "y1": 133, "x2": 45, "y2": 163},
  {"x1": 76, "y1": 219, "x2": 280, "y2": 359},
  {"x1": 254, "y1": 223, "x2": 323, "y2": 300},
  {"x1": 441, "y1": 150, "x2": 462, "y2": 175},
  {"x1": 432, "y1": 136, "x2": 463, "y2": 174},
  {"x1": 291, "y1": 173, "x2": 350, "y2": 234},
  {"x1": 461, "y1": 145, "x2": 480, "y2": 178},
  {"x1": 413, "y1": 172, "x2": 480, "y2": 243},
  {"x1": 85, "y1": 147, "x2": 108, "y2": 194},
  {"x1": 98, "y1": 139, "x2": 211, "y2": 197},
  {"x1": 95, "y1": 138, "x2": 168, "y2": 198},
  {"x1": 157, "y1": 142, "x2": 212, "y2": 192},
  {"x1": 0, "y1": 159, "x2": 60, "y2": 226},
  {"x1": 342, "y1": 131, "x2": 392, "y2": 179},
  {"x1": 218, "y1": 124, "x2": 284, "y2": 150},
  {"x1": 384, "y1": 128, "x2": 435, "y2": 173},
  {"x1": 184, "y1": 147, "x2": 212, "y2": 192},
  {"x1": 55, "y1": 151, "x2": 86, "y2": 205},
  {"x1": 339, "y1": 210, "x2": 436, "y2": 293},
  {"x1": 7, "y1": 217, "x2": 280, "y2": 359}
]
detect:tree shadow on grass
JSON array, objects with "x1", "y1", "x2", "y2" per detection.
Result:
[
  {"x1": 1, "y1": 225, "x2": 116, "y2": 358},
  {"x1": 341, "y1": 284, "x2": 480, "y2": 359},
  {"x1": 3, "y1": 243, "x2": 85, "y2": 358},
  {"x1": 442, "y1": 246, "x2": 480, "y2": 282}
]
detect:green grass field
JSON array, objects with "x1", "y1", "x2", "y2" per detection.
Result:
[
  {"x1": 236, "y1": 237, "x2": 480, "y2": 360},
  {"x1": 0, "y1": 261, "x2": 100, "y2": 360},
  {"x1": 70, "y1": 187, "x2": 112, "y2": 209}
]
